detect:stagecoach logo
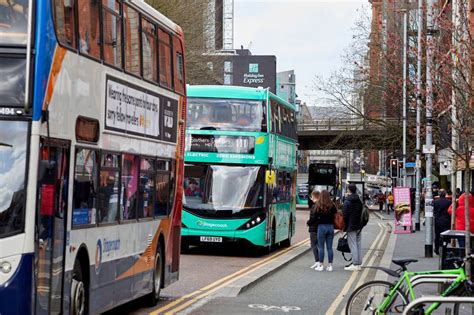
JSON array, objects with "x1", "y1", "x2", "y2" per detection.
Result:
[
  {"x1": 95, "y1": 239, "x2": 102, "y2": 274},
  {"x1": 196, "y1": 220, "x2": 228, "y2": 228}
]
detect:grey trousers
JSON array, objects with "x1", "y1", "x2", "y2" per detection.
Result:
[{"x1": 348, "y1": 230, "x2": 362, "y2": 265}]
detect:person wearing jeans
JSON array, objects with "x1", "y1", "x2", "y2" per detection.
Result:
[
  {"x1": 343, "y1": 184, "x2": 364, "y2": 271},
  {"x1": 317, "y1": 223, "x2": 335, "y2": 270},
  {"x1": 312, "y1": 190, "x2": 337, "y2": 272}
]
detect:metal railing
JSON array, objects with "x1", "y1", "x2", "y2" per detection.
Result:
[{"x1": 402, "y1": 296, "x2": 474, "y2": 315}]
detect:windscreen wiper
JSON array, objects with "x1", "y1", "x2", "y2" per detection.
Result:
[{"x1": 0, "y1": 142, "x2": 13, "y2": 147}]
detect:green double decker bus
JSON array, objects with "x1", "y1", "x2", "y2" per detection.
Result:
[{"x1": 181, "y1": 85, "x2": 297, "y2": 251}]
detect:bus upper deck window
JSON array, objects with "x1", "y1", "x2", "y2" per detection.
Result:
[
  {"x1": 124, "y1": 5, "x2": 140, "y2": 76},
  {"x1": 53, "y1": 0, "x2": 76, "y2": 48},
  {"x1": 78, "y1": 0, "x2": 101, "y2": 59},
  {"x1": 102, "y1": 0, "x2": 122, "y2": 68},
  {"x1": 158, "y1": 29, "x2": 172, "y2": 89}
]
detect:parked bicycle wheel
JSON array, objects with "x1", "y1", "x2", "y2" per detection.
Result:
[{"x1": 345, "y1": 280, "x2": 409, "y2": 315}]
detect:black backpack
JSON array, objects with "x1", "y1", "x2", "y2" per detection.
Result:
[{"x1": 361, "y1": 205, "x2": 369, "y2": 228}]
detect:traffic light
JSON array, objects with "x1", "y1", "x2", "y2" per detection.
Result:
[
  {"x1": 390, "y1": 159, "x2": 398, "y2": 178},
  {"x1": 398, "y1": 161, "x2": 404, "y2": 178}
]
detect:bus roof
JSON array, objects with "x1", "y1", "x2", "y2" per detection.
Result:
[{"x1": 187, "y1": 85, "x2": 296, "y2": 111}]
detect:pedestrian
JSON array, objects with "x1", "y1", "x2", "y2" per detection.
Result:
[
  {"x1": 446, "y1": 189, "x2": 453, "y2": 201},
  {"x1": 343, "y1": 184, "x2": 364, "y2": 271},
  {"x1": 387, "y1": 192, "x2": 394, "y2": 214},
  {"x1": 307, "y1": 190, "x2": 321, "y2": 269},
  {"x1": 377, "y1": 190, "x2": 386, "y2": 212},
  {"x1": 313, "y1": 190, "x2": 337, "y2": 272},
  {"x1": 448, "y1": 192, "x2": 474, "y2": 248},
  {"x1": 433, "y1": 190, "x2": 451, "y2": 255}
]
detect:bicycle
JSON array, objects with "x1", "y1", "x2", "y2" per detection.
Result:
[{"x1": 345, "y1": 254, "x2": 474, "y2": 314}]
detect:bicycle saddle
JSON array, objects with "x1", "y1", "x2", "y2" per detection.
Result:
[{"x1": 392, "y1": 258, "x2": 418, "y2": 270}]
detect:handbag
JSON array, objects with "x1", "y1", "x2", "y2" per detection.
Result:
[
  {"x1": 337, "y1": 233, "x2": 352, "y2": 261},
  {"x1": 333, "y1": 211, "x2": 345, "y2": 230}
]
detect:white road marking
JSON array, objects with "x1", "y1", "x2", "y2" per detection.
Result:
[{"x1": 249, "y1": 304, "x2": 301, "y2": 312}]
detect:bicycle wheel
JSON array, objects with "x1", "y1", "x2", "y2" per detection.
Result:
[{"x1": 346, "y1": 280, "x2": 409, "y2": 315}]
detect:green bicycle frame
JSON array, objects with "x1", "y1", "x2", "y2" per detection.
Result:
[{"x1": 377, "y1": 267, "x2": 467, "y2": 314}]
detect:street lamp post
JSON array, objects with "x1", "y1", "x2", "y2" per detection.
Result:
[
  {"x1": 425, "y1": 0, "x2": 435, "y2": 258},
  {"x1": 402, "y1": 9, "x2": 408, "y2": 187},
  {"x1": 414, "y1": 0, "x2": 423, "y2": 232}
]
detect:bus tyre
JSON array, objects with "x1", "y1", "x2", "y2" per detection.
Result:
[
  {"x1": 71, "y1": 260, "x2": 88, "y2": 315},
  {"x1": 148, "y1": 243, "x2": 163, "y2": 306},
  {"x1": 281, "y1": 219, "x2": 292, "y2": 248}
]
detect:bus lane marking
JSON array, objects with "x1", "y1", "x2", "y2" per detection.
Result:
[
  {"x1": 325, "y1": 221, "x2": 387, "y2": 315},
  {"x1": 249, "y1": 304, "x2": 301, "y2": 312},
  {"x1": 150, "y1": 238, "x2": 310, "y2": 315}
]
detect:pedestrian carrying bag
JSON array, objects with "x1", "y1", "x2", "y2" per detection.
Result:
[
  {"x1": 337, "y1": 233, "x2": 352, "y2": 261},
  {"x1": 333, "y1": 211, "x2": 345, "y2": 230}
]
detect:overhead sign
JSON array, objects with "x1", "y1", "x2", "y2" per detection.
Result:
[
  {"x1": 231, "y1": 55, "x2": 276, "y2": 93},
  {"x1": 105, "y1": 76, "x2": 178, "y2": 143}
]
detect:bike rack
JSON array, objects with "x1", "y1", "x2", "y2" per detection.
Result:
[
  {"x1": 410, "y1": 274, "x2": 458, "y2": 288},
  {"x1": 402, "y1": 296, "x2": 474, "y2": 315}
]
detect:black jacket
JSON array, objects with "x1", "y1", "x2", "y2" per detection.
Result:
[
  {"x1": 343, "y1": 193, "x2": 363, "y2": 232},
  {"x1": 307, "y1": 205, "x2": 337, "y2": 232},
  {"x1": 433, "y1": 197, "x2": 451, "y2": 227}
]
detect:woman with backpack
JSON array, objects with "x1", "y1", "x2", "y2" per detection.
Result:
[
  {"x1": 313, "y1": 190, "x2": 337, "y2": 272},
  {"x1": 307, "y1": 190, "x2": 321, "y2": 269}
]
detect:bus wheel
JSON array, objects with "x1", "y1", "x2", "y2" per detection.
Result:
[
  {"x1": 281, "y1": 218, "x2": 292, "y2": 248},
  {"x1": 148, "y1": 243, "x2": 163, "y2": 306},
  {"x1": 71, "y1": 260, "x2": 88, "y2": 315}
]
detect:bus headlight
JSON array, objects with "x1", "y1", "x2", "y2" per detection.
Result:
[
  {"x1": 238, "y1": 213, "x2": 266, "y2": 230},
  {"x1": 0, "y1": 261, "x2": 12, "y2": 274}
]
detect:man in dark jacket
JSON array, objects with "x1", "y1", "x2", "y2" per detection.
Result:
[
  {"x1": 343, "y1": 184, "x2": 363, "y2": 271},
  {"x1": 433, "y1": 189, "x2": 451, "y2": 255}
]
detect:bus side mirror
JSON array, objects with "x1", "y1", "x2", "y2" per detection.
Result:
[{"x1": 265, "y1": 170, "x2": 275, "y2": 185}]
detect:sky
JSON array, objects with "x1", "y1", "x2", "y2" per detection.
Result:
[{"x1": 234, "y1": 0, "x2": 368, "y2": 106}]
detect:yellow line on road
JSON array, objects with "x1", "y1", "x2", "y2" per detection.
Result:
[
  {"x1": 163, "y1": 240, "x2": 310, "y2": 315},
  {"x1": 150, "y1": 238, "x2": 310, "y2": 315},
  {"x1": 325, "y1": 222, "x2": 387, "y2": 315}
]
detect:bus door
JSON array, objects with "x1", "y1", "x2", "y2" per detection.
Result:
[{"x1": 35, "y1": 138, "x2": 70, "y2": 314}]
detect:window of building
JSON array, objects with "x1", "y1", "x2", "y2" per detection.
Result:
[
  {"x1": 77, "y1": 0, "x2": 101, "y2": 59},
  {"x1": 224, "y1": 61, "x2": 232, "y2": 73},
  {"x1": 102, "y1": 0, "x2": 122, "y2": 68},
  {"x1": 224, "y1": 73, "x2": 232, "y2": 85},
  {"x1": 73, "y1": 149, "x2": 98, "y2": 227},
  {"x1": 139, "y1": 158, "x2": 155, "y2": 219},
  {"x1": 155, "y1": 160, "x2": 170, "y2": 217},
  {"x1": 173, "y1": 36, "x2": 185, "y2": 94},
  {"x1": 97, "y1": 153, "x2": 120, "y2": 224},
  {"x1": 121, "y1": 154, "x2": 139, "y2": 220},
  {"x1": 124, "y1": 5, "x2": 140, "y2": 76},
  {"x1": 158, "y1": 28, "x2": 172, "y2": 88},
  {"x1": 142, "y1": 18, "x2": 157, "y2": 82},
  {"x1": 53, "y1": 0, "x2": 76, "y2": 48}
]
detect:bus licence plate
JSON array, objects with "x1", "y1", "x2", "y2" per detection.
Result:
[{"x1": 200, "y1": 236, "x2": 222, "y2": 243}]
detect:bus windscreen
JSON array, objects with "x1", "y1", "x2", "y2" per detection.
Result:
[
  {"x1": 0, "y1": 0, "x2": 29, "y2": 46},
  {"x1": 183, "y1": 164, "x2": 265, "y2": 215},
  {"x1": 0, "y1": 120, "x2": 27, "y2": 238},
  {"x1": 186, "y1": 98, "x2": 264, "y2": 132}
]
